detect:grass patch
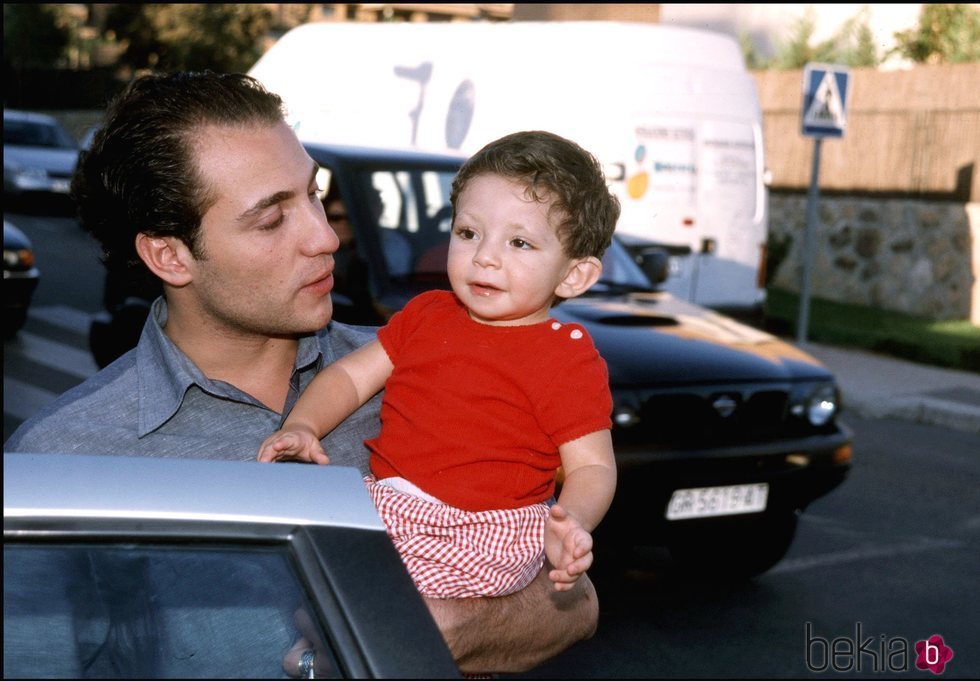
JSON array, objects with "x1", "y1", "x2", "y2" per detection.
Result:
[{"x1": 763, "y1": 288, "x2": 980, "y2": 374}]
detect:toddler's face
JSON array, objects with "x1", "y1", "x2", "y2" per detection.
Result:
[{"x1": 448, "y1": 174, "x2": 577, "y2": 326}]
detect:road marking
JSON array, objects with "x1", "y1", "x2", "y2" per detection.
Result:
[
  {"x1": 15, "y1": 331, "x2": 98, "y2": 380},
  {"x1": 28, "y1": 304, "x2": 94, "y2": 336},
  {"x1": 5, "y1": 306, "x2": 98, "y2": 434},
  {"x1": 3, "y1": 376, "x2": 61, "y2": 422},
  {"x1": 768, "y1": 536, "x2": 964, "y2": 576}
]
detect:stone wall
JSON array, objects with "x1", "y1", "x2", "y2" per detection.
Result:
[
  {"x1": 768, "y1": 193, "x2": 979, "y2": 323},
  {"x1": 754, "y1": 64, "x2": 979, "y2": 325}
]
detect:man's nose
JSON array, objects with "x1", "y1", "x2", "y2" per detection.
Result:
[{"x1": 301, "y1": 203, "x2": 339, "y2": 256}]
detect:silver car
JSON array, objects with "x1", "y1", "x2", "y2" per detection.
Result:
[
  {"x1": 3, "y1": 109, "x2": 79, "y2": 198},
  {"x1": 3, "y1": 453, "x2": 459, "y2": 678}
]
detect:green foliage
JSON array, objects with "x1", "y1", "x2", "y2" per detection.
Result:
[
  {"x1": 891, "y1": 3, "x2": 980, "y2": 64},
  {"x1": 744, "y1": 6, "x2": 883, "y2": 70},
  {"x1": 834, "y1": 6, "x2": 880, "y2": 67},
  {"x1": 770, "y1": 8, "x2": 832, "y2": 69},
  {"x1": 2, "y1": 4, "x2": 70, "y2": 69},
  {"x1": 765, "y1": 288, "x2": 980, "y2": 373},
  {"x1": 107, "y1": 4, "x2": 273, "y2": 73}
]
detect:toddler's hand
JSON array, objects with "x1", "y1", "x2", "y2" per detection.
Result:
[
  {"x1": 543, "y1": 503, "x2": 593, "y2": 591},
  {"x1": 257, "y1": 429, "x2": 329, "y2": 465}
]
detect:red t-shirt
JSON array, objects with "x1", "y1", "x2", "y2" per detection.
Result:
[{"x1": 368, "y1": 290, "x2": 612, "y2": 512}]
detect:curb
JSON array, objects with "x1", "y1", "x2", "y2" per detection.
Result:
[{"x1": 841, "y1": 390, "x2": 980, "y2": 435}]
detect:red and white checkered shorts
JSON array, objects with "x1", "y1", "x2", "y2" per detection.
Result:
[{"x1": 365, "y1": 476, "x2": 549, "y2": 599}]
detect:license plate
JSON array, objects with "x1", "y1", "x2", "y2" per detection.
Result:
[{"x1": 666, "y1": 483, "x2": 768, "y2": 520}]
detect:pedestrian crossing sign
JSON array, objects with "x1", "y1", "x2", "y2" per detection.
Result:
[{"x1": 801, "y1": 63, "x2": 851, "y2": 138}]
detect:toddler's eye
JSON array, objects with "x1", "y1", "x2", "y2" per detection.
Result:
[
  {"x1": 511, "y1": 238, "x2": 532, "y2": 250},
  {"x1": 455, "y1": 228, "x2": 477, "y2": 240}
]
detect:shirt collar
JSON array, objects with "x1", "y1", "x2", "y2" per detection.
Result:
[{"x1": 135, "y1": 297, "x2": 324, "y2": 436}]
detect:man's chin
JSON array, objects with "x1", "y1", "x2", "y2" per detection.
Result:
[{"x1": 277, "y1": 301, "x2": 333, "y2": 335}]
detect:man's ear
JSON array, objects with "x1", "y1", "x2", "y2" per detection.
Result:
[
  {"x1": 134, "y1": 233, "x2": 194, "y2": 287},
  {"x1": 555, "y1": 256, "x2": 602, "y2": 300}
]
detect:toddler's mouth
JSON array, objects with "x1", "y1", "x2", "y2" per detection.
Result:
[{"x1": 469, "y1": 282, "x2": 500, "y2": 297}]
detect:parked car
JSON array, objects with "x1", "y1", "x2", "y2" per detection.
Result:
[
  {"x1": 90, "y1": 142, "x2": 853, "y2": 579},
  {"x1": 3, "y1": 218, "x2": 40, "y2": 339},
  {"x1": 3, "y1": 110, "x2": 79, "y2": 206},
  {"x1": 3, "y1": 452, "x2": 461, "y2": 679}
]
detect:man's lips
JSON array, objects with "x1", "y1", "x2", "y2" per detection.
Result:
[{"x1": 301, "y1": 271, "x2": 334, "y2": 295}]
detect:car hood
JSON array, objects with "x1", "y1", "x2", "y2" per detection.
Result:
[
  {"x1": 553, "y1": 292, "x2": 832, "y2": 387},
  {"x1": 4, "y1": 145, "x2": 78, "y2": 174},
  {"x1": 4, "y1": 220, "x2": 32, "y2": 250}
]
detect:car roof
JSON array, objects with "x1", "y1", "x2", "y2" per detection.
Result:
[
  {"x1": 3, "y1": 453, "x2": 384, "y2": 530},
  {"x1": 3, "y1": 109, "x2": 62, "y2": 126},
  {"x1": 303, "y1": 140, "x2": 467, "y2": 166}
]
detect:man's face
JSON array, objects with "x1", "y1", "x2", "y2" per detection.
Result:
[{"x1": 182, "y1": 122, "x2": 339, "y2": 337}]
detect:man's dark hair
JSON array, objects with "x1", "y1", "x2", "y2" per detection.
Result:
[
  {"x1": 72, "y1": 71, "x2": 286, "y2": 285},
  {"x1": 449, "y1": 130, "x2": 621, "y2": 260}
]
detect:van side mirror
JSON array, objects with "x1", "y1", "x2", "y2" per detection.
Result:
[{"x1": 634, "y1": 248, "x2": 670, "y2": 286}]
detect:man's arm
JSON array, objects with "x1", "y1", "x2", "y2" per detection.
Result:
[{"x1": 424, "y1": 567, "x2": 599, "y2": 674}]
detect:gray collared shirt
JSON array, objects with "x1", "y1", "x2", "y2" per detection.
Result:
[{"x1": 6, "y1": 298, "x2": 381, "y2": 473}]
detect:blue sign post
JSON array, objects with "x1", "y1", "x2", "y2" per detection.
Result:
[
  {"x1": 802, "y1": 64, "x2": 851, "y2": 139},
  {"x1": 797, "y1": 64, "x2": 851, "y2": 343}
]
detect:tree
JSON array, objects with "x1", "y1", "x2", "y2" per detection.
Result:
[
  {"x1": 891, "y1": 3, "x2": 980, "y2": 64},
  {"x1": 832, "y1": 6, "x2": 880, "y2": 67},
  {"x1": 107, "y1": 4, "x2": 274, "y2": 74},
  {"x1": 3, "y1": 4, "x2": 70, "y2": 70},
  {"x1": 766, "y1": 6, "x2": 880, "y2": 70},
  {"x1": 771, "y1": 7, "x2": 838, "y2": 69}
]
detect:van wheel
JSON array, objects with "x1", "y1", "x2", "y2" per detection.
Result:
[{"x1": 666, "y1": 511, "x2": 799, "y2": 580}]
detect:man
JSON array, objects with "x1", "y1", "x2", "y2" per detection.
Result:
[{"x1": 5, "y1": 71, "x2": 597, "y2": 675}]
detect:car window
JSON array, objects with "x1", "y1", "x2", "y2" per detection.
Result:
[
  {"x1": 4, "y1": 119, "x2": 78, "y2": 149},
  {"x1": 355, "y1": 166, "x2": 458, "y2": 279},
  {"x1": 3, "y1": 543, "x2": 340, "y2": 679}
]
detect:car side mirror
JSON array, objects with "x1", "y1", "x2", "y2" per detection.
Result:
[{"x1": 634, "y1": 248, "x2": 670, "y2": 286}]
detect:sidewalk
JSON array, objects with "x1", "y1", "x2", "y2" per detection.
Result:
[{"x1": 798, "y1": 340, "x2": 980, "y2": 435}]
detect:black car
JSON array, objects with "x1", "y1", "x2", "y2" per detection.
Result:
[
  {"x1": 3, "y1": 218, "x2": 40, "y2": 339},
  {"x1": 3, "y1": 452, "x2": 460, "y2": 678},
  {"x1": 91, "y1": 142, "x2": 853, "y2": 579}
]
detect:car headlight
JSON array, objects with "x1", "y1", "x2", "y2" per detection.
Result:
[
  {"x1": 9, "y1": 165, "x2": 49, "y2": 189},
  {"x1": 792, "y1": 384, "x2": 838, "y2": 426}
]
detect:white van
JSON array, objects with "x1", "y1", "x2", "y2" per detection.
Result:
[{"x1": 249, "y1": 21, "x2": 769, "y2": 314}]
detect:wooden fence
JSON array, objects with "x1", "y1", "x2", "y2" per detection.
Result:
[{"x1": 752, "y1": 62, "x2": 980, "y2": 200}]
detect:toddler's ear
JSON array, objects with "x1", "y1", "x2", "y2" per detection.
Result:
[{"x1": 555, "y1": 257, "x2": 602, "y2": 300}]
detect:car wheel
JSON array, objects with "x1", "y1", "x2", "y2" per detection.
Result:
[
  {"x1": 666, "y1": 510, "x2": 800, "y2": 580},
  {"x1": 6, "y1": 308, "x2": 28, "y2": 340}
]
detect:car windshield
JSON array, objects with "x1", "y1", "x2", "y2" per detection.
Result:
[
  {"x1": 4, "y1": 119, "x2": 78, "y2": 149},
  {"x1": 345, "y1": 165, "x2": 656, "y2": 292}
]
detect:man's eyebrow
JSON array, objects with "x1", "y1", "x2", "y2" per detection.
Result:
[{"x1": 237, "y1": 162, "x2": 319, "y2": 222}]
